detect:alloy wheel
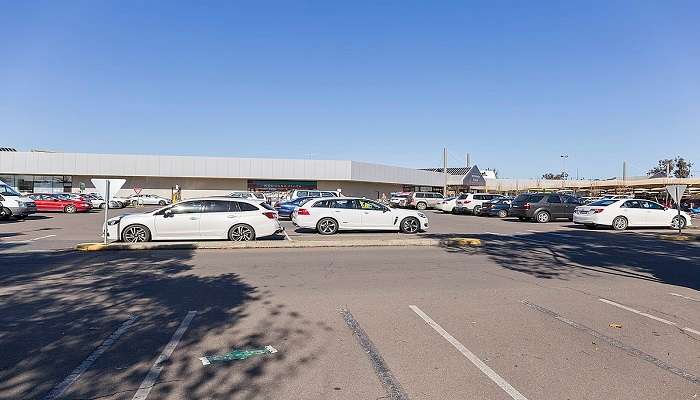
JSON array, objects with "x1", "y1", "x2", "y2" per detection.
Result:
[
  {"x1": 230, "y1": 225, "x2": 255, "y2": 241},
  {"x1": 318, "y1": 218, "x2": 338, "y2": 235},
  {"x1": 65, "y1": 205, "x2": 76, "y2": 213},
  {"x1": 612, "y1": 216, "x2": 628, "y2": 231},
  {"x1": 671, "y1": 216, "x2": 686, "y2": 230},
  {"x1": 536, "y1": 211, "x2": 550, "y2": 223},
  {"x1": 401, "y1": 217, "x2": 420, "y2": 233},
  {"x1": 123, "y1": 225, "x2": 149, "y2": 242}
]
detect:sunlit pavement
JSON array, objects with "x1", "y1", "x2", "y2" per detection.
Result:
[{"x1": 1, "y1": 210, "x2": 699, "y2": 399}]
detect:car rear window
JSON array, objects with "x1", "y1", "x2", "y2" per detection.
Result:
[
  {"x1": 588, "y1": 199, "x2": 617, "y2": 206},
  {"x1": 237, "y1": 202, "x2": 259, "y2": 211},
  {"x1": 260, "y1": 203, "x2": 275, "y2": 211}
]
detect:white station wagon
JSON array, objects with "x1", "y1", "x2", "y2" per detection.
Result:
[
  {"x1": 573, "y1": 198, "x2": 692, "y2": 231},
  {"x1": 292, "y1": 197, "x2": 429, "y2": 234},
  {"x1": 106, "y1": 197, "x2": 282, "y2": 242}
]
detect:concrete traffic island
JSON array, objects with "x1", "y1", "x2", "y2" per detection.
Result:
[
  {"x1": 656, "y1": 233, "x2": 700, "y2": 241},
  {"x1": 75, "y1": 237, "x2": 482, "y2": 251}
]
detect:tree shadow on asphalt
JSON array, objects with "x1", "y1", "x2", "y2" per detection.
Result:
[
  {"x1": 0, "y1": 250, "x2": 329, "y2": 400},
  {"x1": 428, "y1": 230, "x2": 700, "y2": 291}
]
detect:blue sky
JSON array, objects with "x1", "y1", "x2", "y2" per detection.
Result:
[{"x1": 1, "y1": 1, "x2": 698, "y2": 178}]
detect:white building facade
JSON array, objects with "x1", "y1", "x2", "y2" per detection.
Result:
[{"x1": 0, "y1": 151, "x2": 445, "y2": 199}]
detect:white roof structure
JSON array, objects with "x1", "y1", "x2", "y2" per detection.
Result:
[{"x1": 0, "y1": 151, "x2": 445, "y2": 186}]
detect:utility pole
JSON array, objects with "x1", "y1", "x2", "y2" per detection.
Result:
[{"x1": 443, "y1": 147, "x2": 448, "y2": 196}]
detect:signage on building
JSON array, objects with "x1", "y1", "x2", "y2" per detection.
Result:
[
  {"x1": 247, "y1": 180, "x2": 317, "y2": 191},
  {"x1": 462, "y1": 165, "x2": 486, "y2": 187}
]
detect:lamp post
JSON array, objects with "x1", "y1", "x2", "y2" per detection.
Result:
[{"x1": 560, "y1": 154, "x2": 569, "y2": 180}]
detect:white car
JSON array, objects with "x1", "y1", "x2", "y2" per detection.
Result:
[
  {"x1": 288, "y1": 189, "x2": 340, "y2": 201},
  {"x1": 229, "y1": 191, "x2": 268, "y2": 203},
  {"x1": 573, "y1": 198, "x2": 692, "y2": 231},
  {"x1": 453, "y1": 193, "x2": 503, "y2": 214},
  {"x1": 435, "y1": 196, "x2": 458, "y2": 213},
  {"x1": 291, "y1": 197, "x2": 429, "y2": 234},
  {"x1": 128, "y1": 194, "x2": 171, "y2": 206},
  {"x1": 389, "y1": 192, "x2": 410, "y2": 208},
  {"x1": 105, "y1": 197, "x2": 283, "y2": 242}
]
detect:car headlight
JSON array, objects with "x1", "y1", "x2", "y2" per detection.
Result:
[
  {"x1": 417, "y1": 212, "x2": 427, "y2": 218},
  {"x1": 107, "y1": 217, "x2": 123, "y2": 225}
]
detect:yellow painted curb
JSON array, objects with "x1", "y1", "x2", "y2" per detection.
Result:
[
  {"x1": 442, "y1": 238, "x2": 482, "y2": 246},
  {"x1": 76, "y1": 243, "x2": 110, "y2": 251},
  {"x1": 657, "y1": 234, "x2": 699, "y2": 241}
]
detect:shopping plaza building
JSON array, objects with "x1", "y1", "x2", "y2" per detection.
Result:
[
  {"x1": 1, "y1": 150, "x2": 698, "y2": 198},
  {"x1": 0, "y1": 150, "x2": 450, "y2": 198}
]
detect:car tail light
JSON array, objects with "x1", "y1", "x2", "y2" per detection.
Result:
[
  {"x1": 523, "y1": 203, "x2": 531, "y2": 210},
  {"x1": 592, "y1": 208, "x2": 604, "y2": 214},
  {"x1": 262, "y1": 211, "x2": 277, "y2": 219},
  {"x1": 297, "y1": 208, "x2": 310, "y2": 216}
]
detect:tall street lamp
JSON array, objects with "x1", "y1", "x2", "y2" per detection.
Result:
[{"x1": 560, "y1": 154, "x2": 569, "y2": 180}]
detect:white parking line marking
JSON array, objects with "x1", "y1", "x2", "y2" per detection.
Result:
[
  {"x1": 32, "y1": 234, "x2": 56, "y2": 241},
  {"x1": 598, "y1": 299, "x2": 700, "y2": 337},
  {"x1": 485, "y1": 232, "x2": 505, "y2": 236},
  {"x1": 131, "y1": 311, "x2": 196, "y2": 400},
  {"x1": 409, "y1": 305, "x2": 529, "y2": 400},
  {"x1": 43, "y1": 316, "x2": 138, "y2": 400},
  {"x1": 283, "y1": 230, "x2": 293, "y2": 241},
  {"x1": 670, "y1": 292, "x2": 700, "y2": 303}
]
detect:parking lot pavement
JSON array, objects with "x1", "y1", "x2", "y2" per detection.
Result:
[{"x1": 1, "y1": 226, "x2": 699, "y2": 399}]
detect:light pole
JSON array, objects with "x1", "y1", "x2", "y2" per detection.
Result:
[{"x1": 560, "y1": 154, "x2": 569, "y2": 180}]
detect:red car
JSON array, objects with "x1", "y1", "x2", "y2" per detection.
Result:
[{"x1": 28, "y1": 193, "x2": 92, "y2": 213}]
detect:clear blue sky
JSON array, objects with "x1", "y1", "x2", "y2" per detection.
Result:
[{"x1": 1, "y1": 1, "x2": 698, "y2": 178}]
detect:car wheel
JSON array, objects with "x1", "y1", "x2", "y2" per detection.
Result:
[
  {"x1": 472, "y1": 205, "x2": 481, "y2": 215},
  {"x1": 0, "y1": 207, "x2": 10, "y2": 221},
  {"x1": 99, "y1": 203, "x2": 106, "y2": 209},
  {"x1": 518, "y1": 217, "x2": 525, "y2": 221},
  {"x1": 159, "y1": 200, "x2": 167, "y2": 206},
  {"x1": 498, "y1": 209, "x2": 508, "y2": 218},
  {"x1": 64, "y1": 204, "x2": 77, "y2": 213},
  {"x1": 131, "y1": 200, "x2": 138, "y2": 206},
  {"x1": 416, "y1": 202, "x2": 427, "y2": 210},
  {"x1": 671, "y1": 216, "x2": 687, "y2": 230},
  {"x1": 317, "y1": 217, "x2": 339, "y2": 235},
  {"x1": 122, "y1": 224, "x2": 151, "y2": 242},
  {"x1": 535, "y1": 211, "x2": 550, "y2": 223},
  {"x1": 400, "y1": 217, "x2": 420, "y2": 234},
  {"x1": 612, "y1": 216, "x2": 628, "y2": 231},
  {"x1": 228, "y1": 224, "x2": 256, "y2": 241}
]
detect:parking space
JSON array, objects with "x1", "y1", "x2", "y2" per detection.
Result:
[{"x1": 1, "y1": 205, "x2": 699, "y2": 399}]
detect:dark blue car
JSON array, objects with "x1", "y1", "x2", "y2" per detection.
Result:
[
  {"x1": 275, "y1": 197, "x2": 316, "y2": 218},
  {"x1": 477, "y1": 198, "x2": 513, "y2": 217}
]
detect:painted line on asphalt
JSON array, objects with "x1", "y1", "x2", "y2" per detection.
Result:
[
  {"x1": 409, "y1": 305, "x2": 529, "y2": 400},
  {"x1": 670, "y1": 292, "x2": 700, "y2": 303},
  {"x1": 43, "y1": 316, "x2": 138, "y2": 400},
  {"x1": 521, "y1": 300, "x2": 700, "y2": 385},
  {"x1": 32, "y1": 234, "x2": 57, "y2": 241},
  {"x1": 341, "y1": 308, "x2": 409, "y2": 400},
  {"x1": 131, "y1": 311, "x2": 196, "y2": 400},
  {"x1": 283, "y1": 230, "x2": 293, "y2": 241},
  {"x1": 485, "y1": 232, "x2": 505, "y2": 236},
  {"x1": 599, "y1": 298, "x2": 700, "y2": 338}
]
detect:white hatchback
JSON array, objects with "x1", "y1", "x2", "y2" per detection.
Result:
[
  {"x1": 573, "y1": 198, "x2": 692, "y2": 230},
  {"x1": 106, "y1": 197, "x2": 282, "y2": 242},
  {"x1": 292, "y1": 197, "x2": 429, "y2": 234}
]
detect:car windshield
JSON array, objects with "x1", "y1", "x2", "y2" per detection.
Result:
[
  {"x1": 588, "y1": 199, "x2": 618, "y2": 206},
  {"x1": 0, "y1": 185, "x2": 21, "y2": 196}
]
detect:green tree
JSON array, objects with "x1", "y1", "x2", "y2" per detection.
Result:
[
  {"x1": 674, "y1": 157, "x2": 693, "y2": 178},
  {"x1": 542, "y1": 172, "x2": 568, "y2": 180},
  {"x1": 648, "y1": 159, "x2": 674, "y2": 177}
]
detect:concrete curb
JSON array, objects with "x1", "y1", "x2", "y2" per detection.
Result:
[
  {"x1": 75, "y1": 237, "x2": 482, "y2": 251},
  {"x1": 656, "y1": 233, "x2": 700, "y2": 241}
]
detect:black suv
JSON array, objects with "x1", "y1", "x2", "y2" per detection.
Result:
[{"x1": 509, "y1": 193, "x2": 582, "y2": 223}]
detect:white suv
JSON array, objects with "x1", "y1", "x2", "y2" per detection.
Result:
[
  {"x1": 453, "y1": 193, "x2": 503, "y2": 215},
  {"x1": 406, "y1": 192, "x2": 445, "y2": 210},
  {"x1": 289, "y1": 190, "x2": 340, "y2": 201}
]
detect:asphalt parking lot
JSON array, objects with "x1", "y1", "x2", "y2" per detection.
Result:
[{"x1": 1, "y1": 208, "x2": 699, "y2": 399}]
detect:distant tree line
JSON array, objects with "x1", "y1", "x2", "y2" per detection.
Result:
[{"x1": 648, "y1": 157, "x2": 692, "y2": 178}]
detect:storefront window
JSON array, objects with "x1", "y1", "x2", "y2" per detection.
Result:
[{"x1": 17, "y1": 175, "x2": 34, "y2": 193}]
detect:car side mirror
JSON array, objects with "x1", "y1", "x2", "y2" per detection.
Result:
[{"x1": 163, "y1": 209, "x2": 174, "y2": 217}]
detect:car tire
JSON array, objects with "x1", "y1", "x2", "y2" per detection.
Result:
[
  {"x1": 671, "y1": 215, "x2": 687, "y2": 230},
  {"x1": 472, "y1": 205, "x2": 481, "y2": 215},
  {"x1": 64, "y1": 204, "x2": 77, "y2": 213},
  {"x1": 99, "y1": 203, "x2": 106, "y2": 209},
  {"x1": 535, "y1": 211, "x2": 550, "y2": 223},
  {"x1": 317, "y1": 217, "x2": 339, "y2": 235},
  {"x1": 498, "y1": 209, "x2": 508, "y2": 218},
  {"x1": 159, "y1": 200, "x2": 167, "y2": 206},
  {"x1": 400, "y1": 217, "x2": 420, "y2": 234},
  {"x1": 518, "y1": 217, "x2": 525, "y2": 221},
  {"x1": 416, "y1": 202, "x2": 427, "y2": 211},
  {"x1": 228, "y1": 224, "x2": 256, "y2": 241},
  {"x1": 122, "y1": 224, "x2": 152, "y2": 242},
  {"x1": 0, "y1": 207, "x2": 10, "y2": 221},
  {"x1": 612, "y1": 216, "x2": 628, "y2": 231}
]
